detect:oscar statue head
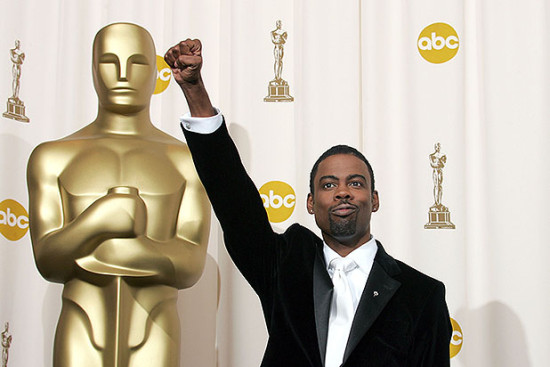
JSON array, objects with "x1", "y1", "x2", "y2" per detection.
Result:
[{"x1": 92, "y1": 23, "x2": 156, "y2": 114}]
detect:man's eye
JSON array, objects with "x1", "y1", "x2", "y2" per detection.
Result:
[
  {"x1": 322, "y1": 183, "x2": 336, "y2": 189},
  {"x1": 349, "y1": 181, "x2": 363, "y2": 187}
]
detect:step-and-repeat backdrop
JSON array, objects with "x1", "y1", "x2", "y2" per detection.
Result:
[{"x1": 1, "y1": 0, "x2": 548, "y2": 366}]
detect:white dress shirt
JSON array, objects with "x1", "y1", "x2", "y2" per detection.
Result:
[
  {"x1": 323, "y1": 237, "x2": 378, "y2": 313},
  {"x1": 323, "y1": 236, "x2": 377, "y2": 367},
  {"x1": 180, "y1": 109, "x2": 222, "y2": 134}
]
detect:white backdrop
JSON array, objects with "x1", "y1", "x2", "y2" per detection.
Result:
[{"x1": 1, "y1": 0, "x2": 548, "y2": 366}]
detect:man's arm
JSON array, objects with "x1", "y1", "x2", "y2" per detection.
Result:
[
  {"x1": 410, "y1": 282, "x2": 452, "y2": 366},
  {"x1": 164, "y1": 39, "x2": 216, "y2": 118},
  {"x1": 164, "y1": 40, "x2": 280, "y2": 295}
]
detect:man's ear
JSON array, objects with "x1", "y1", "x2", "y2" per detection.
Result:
[
  {"x1": 306, "y1": 193, "x2": 314, "y2": 214},
  {"x1": 372, "y1": 190, "x2": 380, "y2": 212}
]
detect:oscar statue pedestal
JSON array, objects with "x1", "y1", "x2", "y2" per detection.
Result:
[
  {"x1": 424, "y1": 204, "x2": 455, "y2": 229},
  {"x1": 264, "y1": 79, "x2": 294, "y2": 102},
  {"x1": 3, "y1": 97, "x2": 29, "y2": 122}
]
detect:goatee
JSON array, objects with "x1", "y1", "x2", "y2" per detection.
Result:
[{"x1": 329, "y1": 216, "x2": 356, "y2": 238}]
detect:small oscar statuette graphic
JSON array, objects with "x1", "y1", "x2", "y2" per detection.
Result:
[
  {"x1": 425, "y1": 143, "x2": 455, "y2": 229},
  {"x1": 1, "y1": 322, "x2": 12, "y2": 367},
  {"x1": 3, "y1": 40, "x2": 29, "y2": 123},
  {"x1": 264, "y1": 20, "x2": 294, "y2": 102}
]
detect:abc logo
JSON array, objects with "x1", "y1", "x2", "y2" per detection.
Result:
[
  {"x1": 0, "y1": 199, "x2": 29, "y2": 241},
  {"x1": 418, "y1": 23, "x2": 459, "y2": 64},
  {"x1": 449, "y1": 317, "x2": 463, "y2": 358},
  {"x1": 154, "y1": 55, "x2": 172, "y2": 94},
  {"x1": 259, "y1": 181, "x2": 296, "y2": 223}
]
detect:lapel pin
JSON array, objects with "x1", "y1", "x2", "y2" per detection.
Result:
[{"x1": 373, "y1": 291, "x2": 379, "y2": 297}]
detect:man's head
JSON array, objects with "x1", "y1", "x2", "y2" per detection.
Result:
[
  {"x1": 92, "y1": 23, "x2": 156, "y2": 113},
  {"x1": 307, "y1": 146, "x2": 379, "y2": 251},
  {"x1": 309, "y1": 145, "x2": 375, "y2": 195}
]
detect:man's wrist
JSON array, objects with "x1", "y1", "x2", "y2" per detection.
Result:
[
  {"x1": 178, "y1": 79, "x2": 217, "y2": 117},
  {"x1": 180, "y1": 108, "x2": 222, "y2": 134}
]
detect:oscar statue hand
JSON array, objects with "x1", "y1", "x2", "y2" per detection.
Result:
[{"x1": 104, "y1": 186, "x2": 147, "y2": 238}]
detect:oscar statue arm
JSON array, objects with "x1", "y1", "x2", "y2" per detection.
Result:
[
  {"x1": 116, "y1": 152, "x2": 211, "y2": 289},
  {"x1": 169, "y1": 155, "x2": 211, "y2": 289},
  {"x1": 27, "y1": 144, "x2": 146, "y2": 283},
  {"x1": 271, "y1": 31, "x2": 278, "y2": 44}
]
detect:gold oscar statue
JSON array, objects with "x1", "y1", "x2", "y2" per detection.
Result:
[
  {"x1": 27, "y1": 23, "x2": 211, "y2": 367},
  {"x1": 264, "y1": 20, "x2": 294, "y2": 102},
  {"x1": 425, "y1": 142, "x2": 455, "y2": 229},
  {"x1": 1, "y1": 322, "x2": 12, "y2": 367},
  {"x1": 3, "y1": 40, "x2": 30, "y2": 122}
]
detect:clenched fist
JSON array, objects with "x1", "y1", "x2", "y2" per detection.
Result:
[
  {"x1": 164, "y1": 39, "x2": 203, "y2": 86},
  {"x1": 165, "y1": 39, "x2": 215, "y2": 117}
]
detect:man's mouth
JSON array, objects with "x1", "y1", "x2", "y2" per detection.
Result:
[{"x1": 331, "y1": 203, "x2": 357, "y2": 217}]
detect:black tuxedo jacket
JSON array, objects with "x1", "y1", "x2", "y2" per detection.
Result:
[{"x1": 183, "y1": 122, "x2": 452, "y2": 366}]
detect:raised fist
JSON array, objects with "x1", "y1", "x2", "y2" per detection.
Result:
[{"x1": 164, "y1": 39, "x2": 203, "y2": 86}]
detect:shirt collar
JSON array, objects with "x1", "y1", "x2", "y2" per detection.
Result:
[{"x1": 323, "y1": 236, "x2": 378, "y2": 276}]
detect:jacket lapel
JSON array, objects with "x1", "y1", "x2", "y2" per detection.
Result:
[
  {"x1": 313, "y1": 243, "x2": 332, "y2": 366},
  {"x1": 342, "y1": 242, "x2": 401, "y2": 363}
]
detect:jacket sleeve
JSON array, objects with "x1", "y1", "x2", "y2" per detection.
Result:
[
  {"x1": 410, "y1": 281, "x2": 453, "y2": 367},
  {"x1": 182, "y1": 121, "x2": 279, "y2": 297}
]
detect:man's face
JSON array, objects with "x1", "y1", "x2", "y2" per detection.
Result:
[
  {"x1": 307, "y1": 154, "x2": 379, "y2": 248},
  {"x1": 92, "y1": 24, "x2": 156, "y2": 113}
]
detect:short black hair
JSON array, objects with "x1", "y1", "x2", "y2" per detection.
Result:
[{"x1": 309, "y1": 145, "x2": 375, "y2": 194}]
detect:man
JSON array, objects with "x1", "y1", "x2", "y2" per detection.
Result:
[
  {"x1": 165, "y1": 39, "x2": 452, "y2": 366},
  {"x1": 27, "y1": 24, "x2": 210, "y2": 366}
]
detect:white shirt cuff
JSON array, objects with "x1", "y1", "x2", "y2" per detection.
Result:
[{"x1": 179, "y1": 108, "x2": 223, "y2": 134}]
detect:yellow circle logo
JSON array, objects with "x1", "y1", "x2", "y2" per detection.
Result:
[
  {"x1": 450, "y1": 317, "x2": 463, "y2": 358},
  {"x1": 259, "y1": 181, "x2": 296, "y2": 223},
  {"x1": 418, "y1": 23, "x2": 459, "y2": 64},
  {"x1": 154, "y1": 55, "x2": 172, "y2": 94},
  {"x1": 0, "y1": 199, "x2": 29, "y2": 241}
]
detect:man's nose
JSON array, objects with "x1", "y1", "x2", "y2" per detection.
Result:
[{"x1": 335, "y1": 186, "x2": 353, "y2": 200}]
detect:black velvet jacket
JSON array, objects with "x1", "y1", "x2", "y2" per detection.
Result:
[{"x1": 183, "y1": 122, "x2": 452, "y2": 367}]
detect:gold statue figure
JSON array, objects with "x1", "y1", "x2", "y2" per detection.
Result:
[
  {"x1": 9, "y1": 40, "x2": 24, "y2": 101},
  {"x1": 27, "y1": 23, "x2": 211, "y2": 366},
  {"x1": 264, "y1": 20, "x2": 293, "y2": 102},
  {"x1": 425, "y1": 142, "x2": 455, "y2": 229},
  {"x1": 3, "y1": 40, "x2": 30, "y2": 122},
  {"x1": 1, "y1": 323, "x2": 12, "y2": 367},
  {"x1": 430, "y1": 142, "x2": 446, "y2": 210},
  {"x1": 271, "y1": 20, "x2": 287, "y2": 82}
]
